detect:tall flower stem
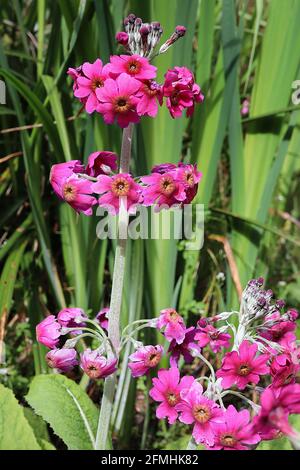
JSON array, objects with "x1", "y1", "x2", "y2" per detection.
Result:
[{"x1": 95, "y1": 123, "x2": 134, "y2": 450}]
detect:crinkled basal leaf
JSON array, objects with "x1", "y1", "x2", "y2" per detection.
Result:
[
  {"x1": 23, "y1": 407, "x2": 52, "y2": 444},
  {"x1": 0, "y1": 384, "x2": 40, "y2": 450},
  {"x1": 26, "y1": 374, "x2": 99, "y2": 450}
]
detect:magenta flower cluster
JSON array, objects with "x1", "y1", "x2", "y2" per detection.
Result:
[
  {"x1": 69, "y1": 60, "x2": 202, "y2": 126},
  {"x1": 68, "y1": 15, "x2": 203, "y2": 125},
  {"x1": 128, "y1": 281, "x2": 300, "y2": 449},
  {"x1": 50, "y1": 154, "x2": 202, "y2": 215},
  {"x1": 36, "y1": 278, "x2": 300, "y2": 450},
  {"x1": 50, "y1": 13, "x2": 203, "y2": 217},
  {"x1": 36, "y1": 307, "x2": 116, "y2": 379}
]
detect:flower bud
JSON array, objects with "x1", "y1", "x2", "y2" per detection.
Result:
[{"x1": 116, "y1": 31, "x2": 129, "y2": 46}]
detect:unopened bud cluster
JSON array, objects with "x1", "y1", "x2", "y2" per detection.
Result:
[{"x1": 116, "y1": 13, "x2": 186, "y2": 59}]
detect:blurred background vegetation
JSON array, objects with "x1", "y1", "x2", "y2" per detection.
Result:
[{"x1": 0, "y1": 0, "x2": 300, "y2": 449}]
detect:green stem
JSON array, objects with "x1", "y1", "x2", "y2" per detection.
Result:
[
  {"x1": 95, "y1": 124, "x2": 134, "y2": 450},
  {"x1": 186, "y1": 437, "x2": 198, "y2": 450}
]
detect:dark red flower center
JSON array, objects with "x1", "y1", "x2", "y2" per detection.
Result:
[
  {"x1": 126, "y1": 59, "x2": 141, "y2": 74},
  {"x1": 170, "y1": 92, "x2": 179, "y2": 106},
  {"x1": 185, "y1": 172, "x2": 194, "y2": 187},
  {"x1": 86, "y1": 365, "x2": 100, "y2": 379},
  {"x1": 114, "y1": 96, "x2": 131, "y2": 113},
  {"x1": 144, "y1": 82, "x2": 157, "y2": 97},
  {"x1": 166, "y1": 391, "x2": 179, "y2": 407},
  {"x1": 167, "y1": 309, "x2": 180, "y2": 322},
  {"x1": 92, "y1": 77, "x2": 104, "y2": 90},
  {"x1": 111, "y1": 177, "x2": 130, "y2": 197},
  {"x1": 146, "y1": 351, "x2": 161, "y2": 368},
  {"x1": 209, "y1": 331, "x2": 219, "y2": 341},
  {"x1": 220, "y1": 434, "x2": 236, "y2": 447},
  {"x1": 272, "y1": 330, "x2": 283, "y2": 340},
  {"x1": 193, "y1": 405, "x2": 211, "y2": 423},
  {"x1": 238, "y1": 364, "x2": 251, "y2": 376},
  {"x1": 63, "y1": 183, "x2": 77, "y2": 202},
  {"x1": 160, "y1": 176, "x2": 176, "y2": 195}
]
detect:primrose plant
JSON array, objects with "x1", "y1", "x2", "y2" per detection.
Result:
[{"x1": 36, "y1": 13, "x2": 300, "y2": 451}]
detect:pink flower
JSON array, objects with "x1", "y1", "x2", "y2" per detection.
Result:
[
  {"x1": 151, "y1": 163, "x2": 177, "y2": 174},
  {"x1": 50, "y1": 162, "x2": 97, "y2": 215},
  {"x1": 176, "y1": 381, "x2": 224, "y2": 446},
  {"x1": 67, "y1": 66, "x2": 86, "y2": 104},
  {"x1": 59, "y1": 175, "x2": 97, "y2": 215},
  {"x1": 168, "y1": 326, "x2": 200, "y2": 366},
  {"x1": 140, "y1": 172, "x2": 186, "y2": 208},
  {"x1": 72, "y1": 59, "x2": 110, "y2": 114},
  {"x1": 96, "y1": 73, "x2": 142, "y2": 128},
  {"x1": 93, "y1": 173, "x2": 142, "y2": 215},
  {"x1": 129, "y1": 345, "x2": 163, "y2": 377},
  {"x1": 176, "y1": 163, "x2": 202, "y2": 204},
  {"x1": 163, "y1": 67, "x2": 204, "y2": 118},
  {"x1": 46, "y1": 348, "x2": 78, "y2": 372},
  {"x1": 36, "y1": 315, "x2": 61, "y2": 349},
  {"x1": 85, "y1": 151, "x2": 118, "y2": 177},
  {"x1": 80, "y1": 349, "x2": 117, "y2": 379},
  {"x1": 241, "y1": 99, "x2": 249, "y2": 116},
  {"x1": 208, "y1": 405, "x2": 260, "y2": 450},
  {"x1": 115, "y1": 32, "x2": 129, "y2": 47},
  {"x1": 287, "y1": 308, "x2": 299, "y2": 321},
  {"x1": 149, "y1": 367, "x2": 194, "y2": 424},
  {"x1": 187, "y1": 83, "x2": 205, "y2": 117},
  {"x1": 57, "y1": 308, "x2": 87, "y2": 335},
  {"x1": 157, "y1": 308, "x2": 186, "y2": 344},
  {"x1": 260, "y1": 320, "x2": 296, "y2": 345},
  {"x1": 164, "y1": 66, "x2": 194, "y2": 88},
  {"x1": 270, "y1": 352, "x2": 300, "y2": 388},
  {"x1": 136, "y1": 80, "x2": 163, "y2": 117},
  {"x1": 195, "y1": 324, "x2": 231, "y2": 353},
  {"x1": 108, "y1": 54, "x2": 157, "y2": 80},
  {"x1": 49, "y1": 160, "x2": 84, "y2": 199},
  {"x1": 216, "y1": 340, "x2": 269, "y2": 390},
  {"x1": 67, "y1": 66, "x2": 81, "y2": 83},
  {"x1": 95, "y1": 308, "x2": 109, "y2": 331},
  {"x1": 253, "y1": 385, "x2": 300, "y2": 439}
]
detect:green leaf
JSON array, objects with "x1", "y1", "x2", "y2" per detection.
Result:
[
  {"x1": 0, "y1": 384, "x2": 40, "y2": 450},
  {"x1": 256, "y1": 437, "x2": 292, "y2": 450},
  {"x1": 38, "y1": 439, "x2": 56, "y2": 450},
  {"x1": 42, "y1": 74, "x2": 72, "y2": 161},
  {"x1": 0, "y1": 68, "x2": 65, "y2": 162},
  {"x1": 26, "y1": 374, "x2": 99, "y2": 450},
  {"x1": 0, "y1": 240, "x2": 27, "y2": 320},
  {"x1": 23, "y1": 407, "x2": 51, "y2": 443},
  {"x1": 231, "y1": 0, "x2": 300, "y2": 292}
]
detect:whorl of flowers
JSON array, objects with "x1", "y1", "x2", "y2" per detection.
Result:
[
  {"x1": 50, "y1": 157, "x2": 202, "y2": 215},
  {"x1": 37, "y1": 278, "x2": 300, "y2": 450},
  {"x1": 36, "y1": 278, "x2": 300, "y2": 450},
  {"x1": 67, "y1": 13, "x2": 203, "y2": 124}
]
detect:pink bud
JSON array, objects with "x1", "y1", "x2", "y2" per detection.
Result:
[
  {"x1": 46, "y1": 348, "x2": 78, "y2": 372},
  {"x1": 175, "y1": 25, "x2": 186, "y2": 37},
  {"x1": 36, "y1": 315, "x2": 61, "y2": 349},
  {"x1": 115, "y1": 31, "x2": 129, "y2": 46},
  {"x1": 80, "y1": 349, "x2": 117, "y2": 379},
  {"x1": 140, "y1": 25, "x2": 150, "y2": 36}
]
